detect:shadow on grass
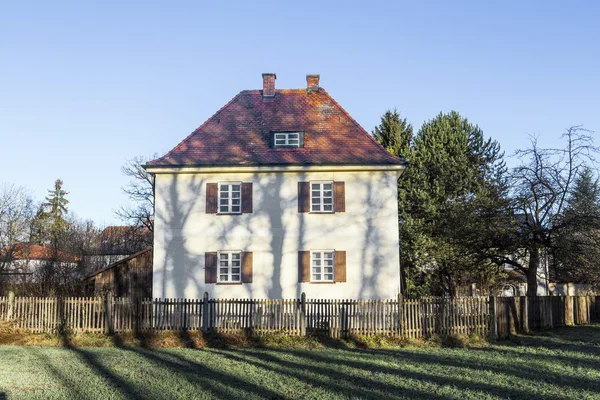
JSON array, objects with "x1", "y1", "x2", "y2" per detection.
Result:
[{"x1": 45, "y1": 325, "x2": 600, "y2": 400}]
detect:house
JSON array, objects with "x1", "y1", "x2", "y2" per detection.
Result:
[
  {"x1": 145, "y1": 73, "x2": 405, "y2": 300},
  {"x1": 83, "y1": 225, "x2": 152, "y2": 272},
  {"x1": 0, "y1": 243, "x2": 79, "y2": 294},
  {"x1": 82, "y1": 248, "x2": 152, "y2": 298}
]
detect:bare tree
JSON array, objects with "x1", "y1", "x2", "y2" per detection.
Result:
[
  {"x1": 0, "y1": 184, "x2": 35, "y2": 290},
  {"x1": 116, "y1": 155, "x2": 156, "y2": 235},
  {"x1": 504, "y1": 126, "x2": 599, "y2": 296}
]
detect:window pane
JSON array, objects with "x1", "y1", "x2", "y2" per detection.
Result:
[
  {"x1": 312, "y1": 274, "x2": 321, "y2": 281},
  {"x1": 232, "y1": 275, "x2": 240, "y2": 281},
  {"x1": 220, "y1": 185, "x2": 229, "y2": 192},
  {"x1": 232, "y1": 206, "x2": 240, "y2": 213},
  {"x1": 323, "y1": 183, "x2": 333, "y2": 190},
  {"x1": 325, "y1": 274, "x2": 333, "y2": 281},
  {"x1": 311, "y1": 184, "x2": 320, "y2": 190},
  {"x1": 220, "y1": 199, "x2": 228, "y2": 205},
  {"x1": 311, "y1": 205, "x2": 319, "y2": 211},
  {"x1": 221, "y1": 192, "x2": 229, "y2": 199},
  {"x1": 312, "y1": 198, "x2": 320, "y2": 204},
  {"x1": 313, "y1": 252, "x2": 321, "y2": 259},
  {"x1": 324, "y1": 191, "x2": 332, "y2": 197},
  {"x1": 219, "y1": 206, "x2": 228, "y2": 212},
  {"x1": 324, "y1": 252, "x2": 333, "y2": 259},
  {"x1": 232, "y1": 185, "x2": 241, "y2": 191},
  {"x1": 323, "y1": 198, "x2": 332, "y2": 204},
  {"x1": 324, "y1": 205, "x2": 333, "y2": 211},
  {"x1": 232, "y1": 253, "x2": 240, "y2": 260},
  {"x1": 232, "y1": 268, "x2": 240, "y2": 274},
  {"x1": 220, "y1": 275, "x2": 228, "y2": 281},
  {"x1": 219, "y1": 268, "x2": 229, "y2": 274}
]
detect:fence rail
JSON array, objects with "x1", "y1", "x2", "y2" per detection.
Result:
[{"x1": 1, "y1": 294, "x2": 599, "y2": 338}]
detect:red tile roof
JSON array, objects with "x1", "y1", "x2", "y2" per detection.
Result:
[
  {"x1": 148, "y1": 88, "x2": 405, "y2": 167},
  {"x1": 2, "y1": 243, "x2": 79, "y2": 262}
]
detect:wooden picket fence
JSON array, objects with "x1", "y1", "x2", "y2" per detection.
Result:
[{"x1": 1, "y1": 294, "x2": 599, "y2": 339}]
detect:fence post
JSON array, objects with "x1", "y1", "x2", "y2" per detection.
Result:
[
  {"x1": 489, "y1": 296, "x2": 498, "y2": 340},
  {"x1": 202, "y1": 292, "x2": 209, "y2": 333},
  {"x1": 523, "y1": 296, "x2": 529, "y2": 333},
  {"x1": 104, "y1": 292, "x2": 113, "y2": 334},
  {"x1": 6, "y1": 290, "x2": 15, "y2": 321},
  {"x1": 300, "y1": 292, "x2": 306, "y2": 336},
  {"x1": 397, "y1": 293, "x2": 403, "y2": 338}
]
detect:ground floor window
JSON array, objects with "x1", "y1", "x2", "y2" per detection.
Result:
[
  {"x1": 311, "y1": 250, "x2": 334, "y2": 282},
  {"x1": 218, "y1": 251, "x2": 241, "y2": 282}
]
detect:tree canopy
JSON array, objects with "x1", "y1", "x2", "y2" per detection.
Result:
[{"x1": 372, "y1": 109, "x2": 413, "y2": 157}]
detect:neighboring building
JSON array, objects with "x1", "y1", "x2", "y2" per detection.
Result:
[
  {"x1": 83, "y1": 248, "x2": 152, "y2": 298},
  {"x1": 83, "y1": 225, "x2": 152, "y2": 272},
  {"x1": 1, "y1": 243, "x2": 79, "y2": 277},
  {"x1": 0, "y1": 243, "x2": 79, "y2": 294},
  {"x1": 146, "y1": 73, "x2": 405, "y2": 300},
  {"x1": 549, "y1": 282, "x2": 597, "y2": 296}
]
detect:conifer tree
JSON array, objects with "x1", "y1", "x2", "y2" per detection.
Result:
[
  {"x1": 42, "y1": 179, "x2": 70, "y2": 250},
  {"x1": 372, "y1": 109, "x2": 413, "y2": 157},
  {"x1": 398, "y1": 111, "x2": 511, "y2": 296},
  {"x1": 553, "y1": 168, "x2": 600, "y2": 285}
]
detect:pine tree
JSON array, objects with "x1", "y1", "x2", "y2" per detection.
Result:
[
  {"x1": 553, "y1": 168, "x2": 600, "y2": 285},
  {"x1": 398, "y1": 111, "x2": 510, "y2": 296},
  {"x1": 372, "y1": 109, "x2": 413, "y2": 157},
  {"x1": 42, "y1": 179, "x2": 70, "y2": 250}
]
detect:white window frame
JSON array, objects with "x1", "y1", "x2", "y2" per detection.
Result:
[
  {"x1": 310, "y1": 250, "x2": 335, "y2": 282},
  {"x1": 310, "y1": 181, "x2": 334, "y2": 213},
  {"x1": 273, "y1": 132, "x2": 300, "y2": 147},
  {"x1": 218, "y1": 182, "x2": 242, "y2": 214},
  {"x1": 217, "y1": 251, "x2": 242, "y2": 283}
]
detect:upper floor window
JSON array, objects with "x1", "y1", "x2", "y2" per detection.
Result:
[
  {"x1": 219, "y1": 182, "x2": 241, "y2": 214},
  {"x1": 218, "y1": 251, "x2": 241, "y2": 283},
  {"x1": 310, "y1": 181, "x2": 334, "y2": 213},
  {"x1": 272, "y1": 132, "x2": 303, "y2": 148}
]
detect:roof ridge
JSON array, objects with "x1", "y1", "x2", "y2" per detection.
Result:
[
  {"x1": 148, "y1": 91, "x2": 245, "y2": 165},
  {"x1": 319, "y1": 89, "x2": 406, "y2": 164}
]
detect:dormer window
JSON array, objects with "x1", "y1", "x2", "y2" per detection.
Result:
[{"x1": 271, "y1": 132, "x2": 304, "y2": 148}]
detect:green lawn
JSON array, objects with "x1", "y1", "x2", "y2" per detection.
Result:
[{"x1": 1, "y1": 326, "x2": 599, "y2": 400}]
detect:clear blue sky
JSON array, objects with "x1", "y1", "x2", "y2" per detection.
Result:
[{"x1": 1, "y1": 1, "x2": 599, "y2": 226}]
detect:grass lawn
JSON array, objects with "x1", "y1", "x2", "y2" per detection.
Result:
[{"x1": 0, "y1": 325, "x2": 599, "y2": 400}]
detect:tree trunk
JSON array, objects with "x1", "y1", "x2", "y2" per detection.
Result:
[{"x1": 527, "y1": 245, "x2": 540, "y2": 297}]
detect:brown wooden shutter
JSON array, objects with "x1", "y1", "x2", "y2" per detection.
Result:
[
  {"x1": 334, "y1": 181, "x2": 345, "y2": 212},
  {"x1": 298, "y1": 251, "x2": 310, "y2": 282},
  {"x1": 242, "y1": 183, "x2": 253, "y2": 213},
  {"x1": 298, "y1": 182, "x2": 310, "y2": 213},
  {"x1": 334, "y1": 250, "x2": 346, "y2": 282},
  {"x1": 205, "y1": 252, "x2": 217, "y2": 283},
  {"x1": 241, "y1": 252, "x2": 253, "y2": 283},
  {"x1": 206, "y1": 183, "x2": 218, "y2": 214}
]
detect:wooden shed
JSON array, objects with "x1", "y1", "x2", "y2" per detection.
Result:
[{"x1": 83, "y1": 248, "x2": 152, "y2": 298}]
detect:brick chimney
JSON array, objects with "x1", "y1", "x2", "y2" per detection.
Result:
[
  {"x1": 262, "y1": 73, "x2": 276, "y2": 97},
  {"x1": 306, "y1": 74, "x2": 320, "y2": 92}
]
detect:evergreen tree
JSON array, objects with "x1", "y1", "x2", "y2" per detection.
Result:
[
  {"x1": 398, "y1": 111, "x2": 511, "y2": 296},
  {"x1": 553, "y1": 168, "x2": 600, "y2": 285},
  {"x1": 42, "y1": 179, "x2": 70, "y2": 250},
  {"x1": 372, "y1": 109, "x2": 413, "y2": 157}
]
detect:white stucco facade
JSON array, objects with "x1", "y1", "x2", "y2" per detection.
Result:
[{"x1": 151, "y1": 166, "x2": 402, "y2": 300}]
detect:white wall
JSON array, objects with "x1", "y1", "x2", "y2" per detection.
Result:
[{"x1": 152, "y1": 169, "x2": 401, "y2": 299}]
